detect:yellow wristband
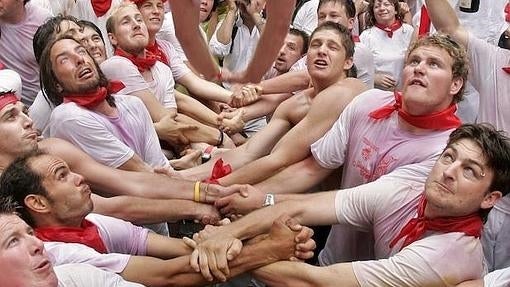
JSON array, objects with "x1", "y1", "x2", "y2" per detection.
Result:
[{"x1": 194, "y1": 181, "x2": 201, "y2": 202}]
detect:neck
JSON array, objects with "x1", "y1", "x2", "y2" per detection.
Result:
[
  {"x1": 378, "y1": 18, "x2": 397, "y2": 27},
  {"x1": 34, "y1": 215, "x2": 84, "y2": 229},
  {"x1": 241, "y1": 13, "x2": 255, "y2": 30},
  {"x1": 0, "y1": 5, "x2": 26, "y2": 24},
  {"x1": 120, "y1": 47, "x2": 145, "y2": 58},
  {"x1": 0, "y1": 156, "x2": 14, "y2": 173},
  {"x1": 148, "y1": 33, "x2": 157, "y2": 45},
  {"x1": 312, "y1": 74, "x2": 346, "y2": 95}
]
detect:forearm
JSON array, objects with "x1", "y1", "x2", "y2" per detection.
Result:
[
  {"x1": 175, "y1": 91, "x2": 220, "y2": 127},
  {"x1": 216, "y1": 9, "x2": 238, "y2": 44},
  {"x1": 219, "y1": 154, "x2": 287, "y2": 186},
  {"x1": 254, "y1": 157, "x2": 332, "y2": 194},
  {"x1": 260, "y1": 70, "x2": 310, "y2": 94},
  {"x1": 170, "y1": 0, "x2": 219, "y2": 80},
  {"x1": 176, "y1": 113, "x2": 222, "y2": 145},
  {"x1": 241, "y1": 93, "x2": 292, "y2": 121},
  {"x1": 91, "y1": 195, "x2": 212, "y2": 225},
  {"x1": 253, "y1": 261, "x2": 359, "y2": 287},
  {"x1": 132, "y1": 90, "x2": 169, "y2": 122},
  {"x1": 179, "y1": 74, "x2": 233, "y2": 103},
  {"x1": 243, "y1": 1, "x2": 295, "y2": 83}
]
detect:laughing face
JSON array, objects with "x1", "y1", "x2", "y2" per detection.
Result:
[
  {"x1": 49, "y1": 38, "x2": 100, "y2": 94},
  {"x1": 138, "y1": 0, "x2": 165, "y2": 35}
]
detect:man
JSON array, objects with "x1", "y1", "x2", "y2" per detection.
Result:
[
  {"x1": 0, "y1": 0, "x2": 51, "y2": 104},
  {"x1": 191, "y1": 123, "x2": 510, "y2": 286},
  {"x1": 103, "y1": 2, "x2": 241, "y2": 148},
  {"x1": 425, "y1": 0, "x2": 510, "y2": 272},
  {"x1": 0, "y1": 153, "x2": 315, "y2": 285},
  {"x1": 0, "y1": 197, "x2": 143, "y2": 286},
  {"x1": 189, "y1": 0, "x2": 371, "y2": 185},
  {"x1": 218, "y1": 33, "x2": 467, "y2": 266},
  {"x1": 178, "y1": 22, "x2": 365, "y2": 182}
]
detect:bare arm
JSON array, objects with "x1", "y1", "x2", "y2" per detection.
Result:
[
  {"x1": 91, "y1": 194, "x2": 220, "y2": 226},
  {"x1": 254, "y1": 261, "x2": 359, "y2": 287},
  {"x1": 175, "y1": 91, "x2": 220, "y2": 127},
  {"x1": 116, "y1": 154, "x2": 154, "y2": 172},
  {"x1": 215, "y1": 1, "x2": 238, "y2": 44},
  {"x1": 219, "y1": 80, "x2": 364, "y2": 185},
  {"x1": 424, "y1": 0, "x2": 469, "y2": 46},
  {"x1": 169, "y1": 0, "x2": 219, "y2": 80},
  {"x1": 259, "y1": 70, "x2": 310, "y2": 94},
  {"x1": 177, "y1": 72, "x2": 233, "y2": 103}
]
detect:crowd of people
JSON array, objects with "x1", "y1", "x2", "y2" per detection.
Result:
[{"x1": 1, "y1": 0, "x2": 510, "y2": 286}]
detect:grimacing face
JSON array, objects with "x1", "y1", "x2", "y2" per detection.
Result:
[
  {"x1": 0, "y1": 214, "x2": 58, "y2": 287},
  {"x1": 109, "y1": 5, "x2": 150, "y2": 54}
]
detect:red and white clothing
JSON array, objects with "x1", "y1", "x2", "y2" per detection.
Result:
[
  {"x1": 100, "y1": 57, "x2": 177, "y2": 110},
  {"x1": 0, "y1": 2, "x2": 51, "y2": 104},
  {"x1": 335, "y1": 169, "x2": 484, "y2": 286},
  {"x1": 360, "y1": 23, "x2": 414, "y2": 89},
  {"x1": 312, "y1": 89, "x2": 454, "y2": 265}
]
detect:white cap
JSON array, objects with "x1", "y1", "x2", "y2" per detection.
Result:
[{"x1": 0, "y1": 69, "x2": 23, "y2": 99}]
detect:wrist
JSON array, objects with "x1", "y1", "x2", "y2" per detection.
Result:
[{"x1": 262, "y1": 193, "x2": 275, "y2": 207}]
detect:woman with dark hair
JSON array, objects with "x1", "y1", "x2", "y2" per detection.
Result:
[{"x1": 359, "y1": 0, "x2": 414, "y2": 91}]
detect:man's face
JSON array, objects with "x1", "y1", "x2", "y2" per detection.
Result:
[
  {"x1": 56, "y1": 20, "x2": 85, "y2": 42},
  {"x1": 30, "y1": 155, "x2": 93, "y2": 225},
  {"x1": 138, "y1": 0, "x2": 164, "y2": 35},
  {"x1": 306, "y1": 29, "x2": 352, "y2": 84},
  {"x1": 273, "y1": 33, "x2": 305, "y2": 74},
  {"x1": 401, "y1": 45, "x2": 462, "y2": 116},
  {"x1": 50, "y1": 39, "x2": 100, "y2": 94},
  {"x1": 80, "y1": 26, "x2": 107, "y2": 64},
  {"x1": 0, "y1": 214, "x2": 58, "y2": 287},
  {"x1": 317, "y1": 2, "x2": 353, "y2": 30},
  {"x1": 425, "y1": 139, "x2": 500, "y2": 218},
  {"x1": 0, "y1": 101, "x2": 38, "y2": 161},
  {"x1": 373, "y1": 0, "x2": 397, "y2": 25},
  {"x1": 109, "y1": 5, "x2": 149, "y2": 54},
  {"x1": 199, "y1": 0, "x2": 214, "y2": 23}
]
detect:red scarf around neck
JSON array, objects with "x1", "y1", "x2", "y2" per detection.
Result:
[
  {"x1": 64, "y1": 81, "x2": 125, "y2": 109},
  {"x1": 91, "y1": 0, "x2": 113, "y2": 18},
  {"x1": 114, "y1": 48, "x2": 157, "y2": 72},
  {"x1": 375, "y1": 20, "x2": 402, "y2": 38},
  {"x1": 35, "y1": 219, "x2": 108, "y2": 253},
  {"x1": 418, "y1": 5, "x2": 431, "y2": 37},
  {"x1": 368, "y1": 91, "x2": 461, "y2": 130},
  {"x1": 389, "y1": 195, "x2": 483, "y2": 250},
  {"x1": 146, "y1": 41, "x2": 169, "y2": 65}
]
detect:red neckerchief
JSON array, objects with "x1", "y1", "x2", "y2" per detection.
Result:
[
  {"x1": 146, "y1": 41, "x2": 169, "y2": 65},
  {"x1": 375, "y1": 20, "x2": 402, "y2": 38},
  {"x1": 418, "y1": 5, "x2": 431, "y2": 38},
  {"x1": 0, "y1": 62, "x2": 4, "y2": 69},
  {"x1": 203, "y1": 158, "x2": 232, "y2": 184},
  {"x1": 352, "y1": 35, "x2": 360, "y2": 42},
  {"x1": 505, "y1": 3, "x2": 510, "y2": 22},
  {"x1": 389, "y1": 195, "x2": 483, "y2": 250},
  {"x1": 0, "y1": 93, "x2": 18, "y2": 110},
  {"x1": 35, "y1": 219, "x2": 108, "y2": 253},
  {"x1": 502, "y1": 67, "x2": 510, "y2": 74},
  {"x1": 91, "y1": 0, "x2": 113, "y2": 17},
  {"x1": 114, "y1": 48, "x2": 157, "y2": 72},
  {"x1": 64, "y1": 81, "x2": 125, "y2": 109},
  {"x1": 368, "y1": 91, "x2": 461, "y2": 130}
]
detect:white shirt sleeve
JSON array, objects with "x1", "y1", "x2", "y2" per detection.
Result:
[
  {"x1": 56, "y1": 263, "x2": 145, "y2": 287},
  {"x1": 100, "y1": 57, "x2": 150, "y2": 94},
  {"x1": 484, "y1": 267, "x2": 510, "y2": 287}
]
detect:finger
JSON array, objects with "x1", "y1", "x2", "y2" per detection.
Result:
[
  {"x1": 295, "y1": 250, "x2": 314, "y2": 260},
  {"x1": 295, "y1": 227, "x2": 315, "y2": 242},
  {"x1": 239, "y1": 185, "x2": 250, "y2": 197},
  {"x1": 213, "y1": 252, "x2": 229, "y2": 282},
  {"x1": 190, "y1": 249, "x2": 200, "y2": 272},
  {"x1": 296, "y1": 239, "x2": 317, "y2": 253},
  {"x1": 183, "y1": 236, "x2": 197, "y2": 249},
  {"x1": 215, "y1": 195, "x2": 232, "y2": 209},
  {"x1": 199, "y1": 250, "x2": 214, "y2": 281},
  {"x1": 227, "y1": 239, "x2": 243, "y2": 261}
]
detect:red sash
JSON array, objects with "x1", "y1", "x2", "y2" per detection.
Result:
[{"x1": 375, "y1": 20, "x2": 402, "y2": 38}]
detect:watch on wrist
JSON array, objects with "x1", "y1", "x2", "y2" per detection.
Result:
[{"x1": 262, "y1": 193, "x2": 275, "y2": 207}]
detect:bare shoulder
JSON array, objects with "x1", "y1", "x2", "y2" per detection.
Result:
[
  {"x1": 38, "y1": 137, "x2": 72, "y2": 153},
  {"x1": 324, "y1": 78, "x2": 367, "y2": 95}
]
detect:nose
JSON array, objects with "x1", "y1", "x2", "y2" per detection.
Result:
[
  {"x1": 71, "y1": 171, "x2": 85, "y2": 186},
  {"x1": 21, "y1": 112, "x2": 34, "y2": 129},
  {"x1": 442, "y1": 161, "x2": 460, "y2": 181},
  {"x1": 413, "y1": 60, "x2": 426, "y2": 75},
  {"x1": 28, "y1": 234, "x2": 44, "y2": 256}
]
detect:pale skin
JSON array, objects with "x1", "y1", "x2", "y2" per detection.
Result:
[
  {"x1": 423, "y1": 0, "x2": 469, "y2": 47},
  {"x1": 17, "y1": 154, "x2": 315, "y2": 286},
  {"x1": 169, "y1": 0, "x2": 295, "y2": 83},
  {"x1": 190, "y1": 137, "x2": 503, "y2": 284}
]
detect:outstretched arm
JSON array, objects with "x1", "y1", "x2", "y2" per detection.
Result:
[{"x1": 425, "y1": 0, "x2": 469, "y2": 46}]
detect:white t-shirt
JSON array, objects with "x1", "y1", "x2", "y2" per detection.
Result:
[
  {"x1": 29, "y1": 91, "x2": 54, "y2": 136},
  {"x1": 483, "y1": 267, "x2": 510, "y2": 287},
  {"x1": 335, "y1": 169, "x2": 485, "y2": 286},
  {"x1": 0, "y1": 2, "x2": 51, "y2": 105},
  {"x1": 47, "y1": 95, "x2": 168, "y2": 168},
  {"x1": 156, "y1": 39, "x2": 192, "y2": 81},
  {"x1": 293, "y1": 0, "x2": 319, "y2": 36},
  {"x1": 360, "y1": 24, "x2": 414, "y2": 89},
  {"x1": 56, "y1": 263, "x2": 144, "y2": 287},
  {"x1": 100, "y1": 57, "x2": 177, "y2": 109},
  {"x1": 290, "y1": 42, "x2": 375, "y2": 89},
  {"x1": 313, "y1": 89, "x2": 454, "y2": 265}
]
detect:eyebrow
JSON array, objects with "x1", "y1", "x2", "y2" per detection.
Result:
[{"x1": 448, "y1": 146, "x2": 486, "y2": 170}]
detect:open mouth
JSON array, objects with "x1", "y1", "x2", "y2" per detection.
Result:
[
  {"x1": 78, "y1": 67, "x2": 93, "y2": 79},
  {"x1": 313, "y1": 59, "x2": 328, "y2": 68},
  {"x1": 409, "y1": 79, "x2": 426, "y2": 87},
  {"x1": 34, "y1": 260, "x2": 51, "y2": 272}
]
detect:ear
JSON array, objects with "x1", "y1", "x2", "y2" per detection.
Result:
[
  {"x1": 343, "y1": 56, "x2": 354, "y2": 71},
  {"x1": 24, "y1": 195, "x2": 51, "y2": 214},
  {"x1": 449, "y1": 76, "x2": 464, "y2": 96},
  {"x1": 55, "y1": 83, "x2": 63, "y2": 93},
  {"x1": 108, "y1": 33, "x2": 118, "y2": 48},
  {"x1": 347, "y1": 17, "x2": 355, "y2": 31},
  {"x1": 480, "y1": 191, "x2": 503, "y2": 210}
]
